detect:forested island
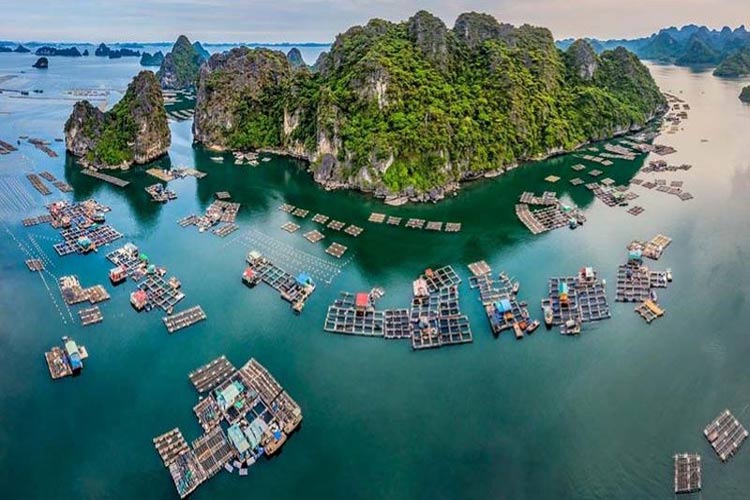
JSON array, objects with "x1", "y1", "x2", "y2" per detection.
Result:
[{"x1": 191, "y1": 10, "x2": 665, "y2": 200}]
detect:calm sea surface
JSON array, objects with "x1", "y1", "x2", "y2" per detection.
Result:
[{"x1": 0, "y1": 52, "x2": 749, "y2": 499}]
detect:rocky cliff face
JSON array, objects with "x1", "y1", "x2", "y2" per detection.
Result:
[
  {"x1": 140, "y1": 51, "x2": 164, "y2": 67},
  {"x1": 65, "y1": 71, "x2": 170, "y2": 168},
  {"x1": 192, "y1": 11, "x2": 665, "y2": 202},
  {"x1": 740, "y1": 86, "x2": 750, "y2": 103},
  {"x1": 286, "y1": 48, "x2": 305, "y2": 68},
  {"x1": 157, "y1": 35, "x2": 207, "y2": 89},
  {"x1": 193, "y1": 47, "x2": 292, "y2": 149}
]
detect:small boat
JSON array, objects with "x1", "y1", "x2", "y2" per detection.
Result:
[
  {"x1": 543, "y1": 306, "x2": 554, "y2": 327},
  {"x1": 650, "y1": 290, "x2": 658, "y2": 302},
  {"x1": 526, "y1": 319, "x2": 540, "y2": 333},
  {"x1": 512, "y1": 281, "x2": 520, "y2": 294},
  {"x1": 666, "y1": 268, "x2": 672, "y2": 282},
  {"x1": 568, "y1": 218, "x2": 578, "y2": 229},
  {"x1": 513, "y1": 322, "x2": 524, "y2": 340}
]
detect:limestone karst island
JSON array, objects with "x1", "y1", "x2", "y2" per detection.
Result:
[{"x1": 1, "y1": 2, "x2": 749, "y2": 499}]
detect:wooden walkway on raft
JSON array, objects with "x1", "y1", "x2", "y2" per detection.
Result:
[
  {"x1": 635, "y1": 300, "x2": 664, "y2": 324},
  {"x1": 704, "y1": 409, "x2": 748, "y2": 462},
  {"x1": 188, "y1": 355, "x2": 237, "y2": 393},
  {"x1": 163, "y1": 305, "x2": 206, "y2": 333}
]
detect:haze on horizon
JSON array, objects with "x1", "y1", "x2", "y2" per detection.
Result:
[{"x1": 1, "y1": 0, "x2": 747, "y2": 44}]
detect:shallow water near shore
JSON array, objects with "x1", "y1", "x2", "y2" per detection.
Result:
[{"x1": 1, "y1": 53, "x2": 750, "y2": 499}]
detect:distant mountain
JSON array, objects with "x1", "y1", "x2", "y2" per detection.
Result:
[
  {"x1": 157, "y1": 35, "x2": 208, "y2": 89},
  {"x1": 557, "y1": 24, "x2": 750, "y2": 68},
  {"x1": 140, "y1": 51, "x2": 164, "y2": 67},
  {"x1": 35, "y1": 46, "x2": 82, "y2": 57}
]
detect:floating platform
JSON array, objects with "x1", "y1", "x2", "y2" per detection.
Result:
[
  {"x1": 368, "y1": 213, "x2": 386, "y2": 223},
  {"x1": 212, "y1": 223, "x2": 238, "y2": 238},
  {"x1": 163, "y1": 305, "x2": 206, "y2": 333},
  {"x1": 467, "y1": 260, "x2": 491, "y2": 277},
  {"x1": 303, "y1": 230, "x2": 325, "y2": 243},
  {"x1": 193, "y1": 395, "x2": 222, "y2": 432},
  {"x1": 541, "y1": 268, "x2": 610, "y2": 335},
  {"x1": 425, "y1": 221, "x2": 443, "y2": 231},
  {"x1": 312, "y1": 213, "x2": 329, "y2": 224},
  {"x1": 326, "y1": 242, "x2": 348, "y2": 258},
  {"x1": 327, "y1": 220, "x2": 345, "y2": 231},
  {"x1": 674, "y1": 453, "x2": 701, "y2": 494},
  {"x1": 26, "y1": 174, "x2": 51, "y2": 195},
  {"x1": 291, "y1": 208, "x2": 309, "y2": 218},
  {"x1": 25, "y1": 258, "x2": 44, "y2": 271},
  {"x1": 278, "y1": 203, "x2": 295, "y2": 214},
  {"x1": 423, "y1": 266, "x2": 461, "y2": 293},
  {"x1": 281, "y1": 222, "x2": 300, "y2": 233},
  {"x1": 344, "y1": 225, "x2": 363, "y2": 237},
  {"x1": 191, "y1": 426, "x2": 234, "y2": 479},
  {"x1": 189, "y1": 355, "x2": 237, "y2": 393},
  {"x1": 214, "y1": 191, "x2": 231, "y2": 200},
  {"x1": 387, "y1": 216, "x2": 402, "y2": 226},
  {"x1": 405, "y1": 218, "x2": 425, "y2": 229},
  {"x1": 627, "y1": 206, "x2": 644, "y2": 216},
  {"x1": 635, "y1": 300, "x2": 664, "y2": 323},
  {"x1": 153, "y1": 428, "x2": 191, "y2": 467},
  {"x1": 79, "y1": 306, "x2": 103, "y2": 326},
  {"x1": 544, "y1": 175, "x2": 560, "y2": 183},
  {"x1": 410, "y1": 285, "x2": 472, "y2": 350},
  {"x1": 82, "y1": 169, "x2": 130, "y2": 187},
  {"x1": 444, "y1": 222, "x2": 461, "y2": 232},
  {"x1": 704, "y1": 409, "x2": 748, "y2": 462},
  {"x1": 244, "y1": 252, "x2": 316, "y2": 312}
]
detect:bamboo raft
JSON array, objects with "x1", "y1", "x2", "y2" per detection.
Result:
[
  {"x1": 25, "y1": 258, "x2": 44, "y2": 271},
  {"x1": 635, "y1": 300, "x2": 664, "y2": 323},
  {"x1": 281, "y1": 222, "x2": 300, "y2": 233},
  {"x1": 325, "y1": 242, "x2": 348, "y2": 258},
  {"x1": 189, "y1": 355, "x2": 237, "y2": 393},
  {"x1": 191, "y1": 426, "x2": 234, "y2": 479},
  {"x1": 303, "y1": 230, "x2": 325, "y2": 243},
  {"x1": 26, "y1": 174, "x2": 51, "y2": 195}
]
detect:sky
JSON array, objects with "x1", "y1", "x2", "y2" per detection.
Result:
[{"x1": 0, "y1": 0, "x2": 747, "y2": 43}]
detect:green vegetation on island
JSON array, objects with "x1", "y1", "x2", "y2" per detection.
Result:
[
  {"x1": 157, "y1": 35, "x2": 208, "y2": 89},
  {"x1": 193, "y1": 11, "x2": 665, "y2": 198},
  {"x1": 740, "y1": 86, "x2": 750, "y2": 103},
  {"x1": 714, "y1": 47, "x2": 750, "y2": 77},
  {"x1": 64, "y1": 71, "x2": 170, "y2": 167}
]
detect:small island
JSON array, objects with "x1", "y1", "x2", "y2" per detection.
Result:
[
  {"x1": 140, "y1": 51, "x2": 164, "y2": 67},
  {"x1": 32, "y1": 57, "x2": 48, "y2": 69},
  {"x1": 13, "y1": 44, "x2": 30, "y2": 53},
  {"x1": 714, "y1": 47, "x2": 750, "y2": 77},
  {"x1": 35, "y1": 46, "x2": 82, "y2": 57},
  {"x1": 64, "y1": 70, "x2": 171, "y2": 168},
  {"x1": 740, "y1": 86, "x2": 750, "y2": 103}
]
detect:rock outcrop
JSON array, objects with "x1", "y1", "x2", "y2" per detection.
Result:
[
  {"x1": 286, "y1": 48, "x2": 305, "y2": 68},
  {"x1": 193, "y1": 47, "x2": 291, "y2": 148},
  {"x1": 95, "y1": 43, "x2": 110, "y2": 57},
  {"x1": 714, "y1": 47, "x2": 750, "y2": 77},
  {"x1": 32, "y1": 57, "x2": 48, "y2": 69},
  {"x1": 64, "y1": 71, "x2": 170, "y2": 168},
  {"x1": 192, "y1": 11, "x2": 665, "y2": 202},
  {"x1": 14, "y1": 44, "x2": 30, "y2": 53},
  {"x1": 35, "y1": 46, "x2": 81, "y2": 57},
  {"x1": 140, "y1": 51, "x2": 165, "y2": 67},
  {"x1": 157, "y1": 35, "x2": 207, "y2": 89},
  {"x1": 740, "y1": 86, "x2": 750, "y2": 103},
  {"x1": 566, "y1": 39, "x2": 599, "y2": 81}
]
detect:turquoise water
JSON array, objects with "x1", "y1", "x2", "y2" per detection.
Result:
[{"x1": 1, "y1": 53, "x2": 750, "y2": 499}]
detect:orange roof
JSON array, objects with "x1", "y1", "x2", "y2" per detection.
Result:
[{"x1": 355, "y1": 293, "x2": 369, "y2": 308}]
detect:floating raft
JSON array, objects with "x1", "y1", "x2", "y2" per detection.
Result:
[
  {"x1": 519, "y1": 191, "x2": 558, "y2": 206},
  {"x1": 405, "y1": 218, "x2": 425, "y2": 229},
  {"x1": 189, "y1": 355, "x2": 237, "y2": 393},
  {"x1": 214, "y1": 191, "x2": 231, "y2": 200},
  {"x1": 704, "y1": 409, "x2": 748, "y2": 462},
  {"x1": 570, "y1": 178, "x2": 584, "y2": 186},
  {"x1": 25, "y1": 258, "x2": 44, "y2": 271},
  {"x1": 303, "y1": 230, "x2": 325, "y2": 243},
  {"x1": 674, "y1": 453, "x2": 701, "y2": 494},
  {"x1": 627, "y1": 206, "x2": 644, "y2": 216},
  {"x1": 541, "y1": 268, "x2": 610, "y2": 335},
  {"x1": 544, "y1": 175, "x2": 560, "y2": 183},
  {"x1": 344, "y1": 225, "x2": 363, "y2": 237},
  {"x1": 410, "y1": 285, "x2": 472, "y2": 350},
  {"x1": 444, "y1": 222, "x2": 461, "y2": 232},
  {"x1": 212, "y1": 224, "x2": 238, "y2": 238},
  {"x1": 193, "y1": 395, "x2": 222, "y2": 432},
  {"x1": 326, "y1": 242, "x2": 348, "y2": 258},
  {"x1": 26, "y1": 174, "x2": 51, "y2": 195},
  {"x1": 52, "y1": 180, "x2": 73, "y2": 193},
  {"x1": 327, "y1": 220, "x2": 345, "y2": 231},
  {"x1": 387, "y1": 216, "x2": 402, "y2": 226},
  {"x1": 291, "y1": 208, "x2": 309, "y2": 218},
  {"x1": 515, "y1": 203, "x2": 585, "y2": 235},
  {"x1": 163, "y1": 305, "x2": 206, "y2": 333},
  {"x1": 281, "y1": 221, "x2": 300, "y2": 233},
  {"x1": 191, "y1": 426, "x2": 234, "y2": 479},
  {"x1": 82, "y1": 169, "x2": 130, "y2": 187},
  {"x1": 467, "y1": 260, "x2": 491, "y2": 277},
  {"x1": 278, "y1": 203, "x2": 295, "y2": 213},
  {"x1": 571, "y1": 164, "x2": 586, "y2": 171},
  {"x1": 425, "y1": 221, "x2": 443, "y2": 231},
  {"x1": 635, "y1": 300, "x2": 664, "y2": 324},
  {"x1": 79, "y1": 306, "x2": 103, "y2": 326},
  {"x1": 368, "y1": 213, "x2": 386, "y2": 223},
  {"x1": 312, "y1": 213, "x2": 329, "y2": 224},
  {"x1": 153, "y1": 428, "x2": 191, "y2": 467}
]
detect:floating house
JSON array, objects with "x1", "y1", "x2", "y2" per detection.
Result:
[
  {"x1": 242, "y1": 268, "x2": 259, "y2": 287},
  {"x1": 63, "y1": 336, "x2": 83, "y2": 373},
  {"x1": 109, "y1": 265, "x2": 127, "y2": 284},
  {"x1": 130, "y1": 289, "x2": 148, "y2": 310}
]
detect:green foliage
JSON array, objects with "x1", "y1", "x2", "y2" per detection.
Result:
[
  {"x1": 714, "y1": 47, "x2": 750, "y2": 77},
  {"x1": 209, "y1": 13, "x2": 665, "y2": 193}
]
